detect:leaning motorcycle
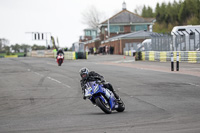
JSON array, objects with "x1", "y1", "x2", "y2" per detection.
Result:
[
  {"x1": 57, "y1": 53, "x2": 64, "y2": 66},
  {"x1": 84, "y1": 81, "x2": 125, "y2": 114}
]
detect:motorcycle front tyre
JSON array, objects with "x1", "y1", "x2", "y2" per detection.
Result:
[{"x1": 95, "y1": 96, "x2": 112, "y2": 114}]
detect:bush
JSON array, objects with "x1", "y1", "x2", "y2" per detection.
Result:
[{"x1": 6, "y1": 52, "x2": 10, "y2": 55}]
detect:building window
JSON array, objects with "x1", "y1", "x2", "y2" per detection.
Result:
[
  {"x1": 110, "y1": 25, "x2": 124, "y2": 33},
  {"x1": 85, "y1": 30, "x2": 91, "y2": 36},
  {"x1": 131, "y1": 25, "x2": 135, "y2": 32},
  {"x1": 91, "y1": 31, "x2": 97, "y2": 39},
  {"x1": 135, "y1": 25, "x2": 148, "y2": 31},
  {"x1": 110, "y1": 26, "x2": 118, "y2": 33},
  {"x1": 91, "y1": 31, "x2": 96, "y2": 36},
  {"x1": 120, "y1": 26, "x2": 124, "y2": 32}
]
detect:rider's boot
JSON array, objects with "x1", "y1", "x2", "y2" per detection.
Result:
[{"x1": 112, "y1": 91, "x2": 122, "y2": 104}]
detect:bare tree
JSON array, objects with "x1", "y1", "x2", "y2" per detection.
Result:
[
  {"x1": 82, "y1": 6, "x2": 105, "y2": 28},
  {"x1": 133, "y1": 5, "x2": 143, "y2": 15},
  {"x1": 0, "y1": 38, "x2": 9, "y2": 51}
]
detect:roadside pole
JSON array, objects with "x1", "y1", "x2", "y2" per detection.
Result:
[
  {"x1": 176, "y1": 52, "x2": 179, "y2": 71},
  {"x1": 171, "y1": 52, "x2": 174, "y2": 71}
]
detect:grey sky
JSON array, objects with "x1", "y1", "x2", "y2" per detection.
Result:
[{"x1": 0, "y1": 0, "x2": 174, "y2": 48}]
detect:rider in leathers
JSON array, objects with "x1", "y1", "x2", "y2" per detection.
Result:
[
  {"x1": 79, "y1": 68, "x2": 121, "y2": 102},
  {"x1": 56, "y1": 48, "x2": 64, "y2": 58}
]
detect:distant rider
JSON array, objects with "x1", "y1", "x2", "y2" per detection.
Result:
[
  {"x1": 56, "y1": 48, "x2": 64, "y2": 59},
  {"x1": 79, "y1": 67, "x2": 121, "y2": 103}
]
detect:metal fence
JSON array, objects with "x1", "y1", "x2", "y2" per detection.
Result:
[
  {"x1": 124, "y1": 30, "x2": 200, "y2": 52},
  {"x1": 150, "y1": 30, "x2": 200, "y2": 51},
  {"x1": 150, "y1": 33, "x2": 172, "y2": 51}
]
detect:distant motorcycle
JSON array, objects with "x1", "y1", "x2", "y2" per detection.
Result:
[
  {"x1": 84, "y1": 81, "x2": 125, "y2": 114},
  {"x1": 57, "y1": 53, "x2": 64, "y2": 66}
]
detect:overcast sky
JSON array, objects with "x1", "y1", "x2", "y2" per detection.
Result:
[{"x1": 0, "y1": 0, "x2": 175, "y2": 48}]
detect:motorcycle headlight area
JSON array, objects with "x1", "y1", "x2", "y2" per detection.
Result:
[{"x1": 85, "y1": 87, "x2": 92, "y2": 97}]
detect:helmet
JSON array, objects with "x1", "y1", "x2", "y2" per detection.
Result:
[
  {"x1": 79, "y1": 67, "x2": 89, "y2": 80},
  {"x1": 58, "y1": 48, "x2": 62, "y2": 51}
]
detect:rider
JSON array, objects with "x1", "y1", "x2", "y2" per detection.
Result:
[
  {"x1": 79, "y1": 67, "x2": 121, "y2": 102},
  {"x1": 56, "y1": 48, "x2": 64, "y2": 59}
]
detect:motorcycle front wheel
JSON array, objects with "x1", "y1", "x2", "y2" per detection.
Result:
[
  {"x1": 95, "y1": 96, "x2": 112, "y2": 114},
  {"x1": 58, "y1": 60, "x2": 62, "y2": 66}
]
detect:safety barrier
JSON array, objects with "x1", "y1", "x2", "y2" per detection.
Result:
[
  {"x1": 0, "y1": 55, "x2": 25, "y2": 58},
  {"x1": 124, "y1": 51, "x2": 200, "y2": 63},
  {"x1": 4, "y1": 55, "x2": 18, "y2": 58},
  {"x1": 30, "y1": 50, "x2": 87, "y2": 60}
]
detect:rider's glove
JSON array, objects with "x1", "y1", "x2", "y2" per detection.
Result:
[
  {"x1": 101, "y1": 79, "x2": 106, "y2": 83},
  {"x1": 82, "y1": 89, "x2": 86, "y2": 100},
  {"x1": 83, "y1": 95, "x2": 86, "y2": 100}
]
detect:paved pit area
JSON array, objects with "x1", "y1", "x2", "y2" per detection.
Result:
[{"x1": 0, "y1": 55, "x2": 200, "y2": 133}]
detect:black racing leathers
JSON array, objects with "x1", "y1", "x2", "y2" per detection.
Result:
[
  {"x1": 57, "y1": 50, "x2": 64, "y2": 55},
  {"x1": 80, "y1": 71, "x2": 119, "y2": 99}
]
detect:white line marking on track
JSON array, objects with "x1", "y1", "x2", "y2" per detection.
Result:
[
  {"x1": 34, "y1": 72, "x2": 44, "y2": 77},
  {"x1": 62, "y1": 83, "x2": 71, "y2": 88},
  {"x1": 47, "y1": 77, "x2": 61, "y2": 84},
  {"x1": 33, "y1": 71, "x2": 72, "y2": 88},
  {"x1": 187, "y1": 83, "x2": 200, "y2": 87}
]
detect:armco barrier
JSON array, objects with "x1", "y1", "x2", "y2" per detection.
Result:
[{"x1": 125, "y1": 51, "x2": 200, "y2": 63}]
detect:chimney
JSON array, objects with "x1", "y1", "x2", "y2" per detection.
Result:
[{"x1": 122, "y1": 1, "x2": 126, "y2": 10}]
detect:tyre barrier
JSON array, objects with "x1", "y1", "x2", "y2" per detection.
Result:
[
  {"x1": 124, "y1": 51, "x2": 200, "y2": 63},
  {"x1": 75, "y1": 52, "x2": 88, "y2": 59}
]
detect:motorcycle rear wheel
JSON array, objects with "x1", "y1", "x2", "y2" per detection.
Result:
[{"x1": 95, "y1": 96, "x2": 112, "y2": 114}]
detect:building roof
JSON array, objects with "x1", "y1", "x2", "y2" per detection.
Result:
[
  {"x1": 101, "y1": 9, "x2": 155, "y2": 25},
  {"x1": 102, "y1": 30, "x2": 154, "y2": 43},
  {"x1": 83, "y1": 28, "x2": 97, "y2": 31},
  {"x1": 83, "y1": 38, "x2": 100, "y2": 45}
]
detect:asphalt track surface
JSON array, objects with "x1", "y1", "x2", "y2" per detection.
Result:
[{"x1": 0, "y1": 55, "x2": 200, "y2": 133}]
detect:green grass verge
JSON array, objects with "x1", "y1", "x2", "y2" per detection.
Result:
[{"x1": 0, "y1": 52, "x2": 25, "y2": 56}]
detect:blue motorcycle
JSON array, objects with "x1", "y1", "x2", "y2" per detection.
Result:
[{"x1": 84, "y1": 81, "x2": 125, "y2": 114}]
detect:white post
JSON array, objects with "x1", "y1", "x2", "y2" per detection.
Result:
[{"x1": 108, "y1": 19, "x2": 110, "y2": 37}]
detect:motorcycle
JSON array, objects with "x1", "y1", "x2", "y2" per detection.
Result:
[
  {"x1": 57, "y1": 53, "x2": 64, "y2": 66},
  {"x1": 84, "y1": 81, "x2": 125, "y2": 114}
]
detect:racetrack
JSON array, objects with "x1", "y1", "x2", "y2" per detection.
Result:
[{"x1": 0, "y1": 55, "x2": 200, "y2": 133}]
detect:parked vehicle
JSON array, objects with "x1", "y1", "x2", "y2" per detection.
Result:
[
  {"x1": 171, "y1": 25, "x2": 200, "y2": 35},
  {"x1": 84, "y1": 81, "x2": 125, "y2": 114},
  {"x1": 57, "y1": 53, "x2": 64, "y2": 66},
  {"x1": 171, "y1": 25, "x2": 200, "y2": 51}
]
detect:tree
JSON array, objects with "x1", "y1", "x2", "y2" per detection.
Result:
[
  {"x1": 20, "y1": 44, "x2": 31, "y2": 53},
  {"x1": 155, "y1": 3, "x2": 161, "y2": 23},
  {"x1": 141, "y1": 5, "x2": 147, "y2": 17},
  {"x1": 11, "y1": 44, "x2": 20, "y2": 53},
  {"x1": 133, "y1": 5, "x2": 143, "y2": 15},
  {"x1": 147, "y1": 6, "x2": 154, "y2": 17},
  {"x1": 82, "y1": 6, "x2": 105, "y2": 28},
  {"x1": 0, "y1": 38, "x2": 9, "y2": 51},
  {"x1": 141, "y1": 5, "x2": 154, "y2": 18},
  {"x1": 31, "y1": 44, "x2": 45, "y2": 50},
  {"x1": 4, "y1": 46, "x2": 10, "y2": 55}
]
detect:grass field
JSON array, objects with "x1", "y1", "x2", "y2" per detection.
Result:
[{"x1": 0, "y1": 53, "x2": 25, "y2": 56}]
